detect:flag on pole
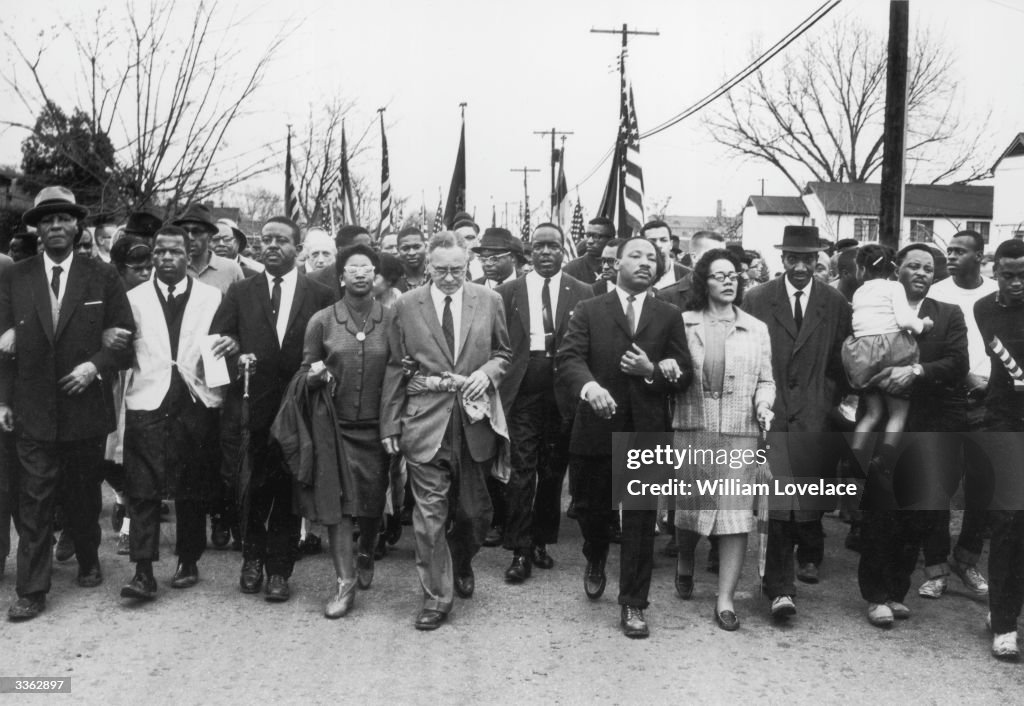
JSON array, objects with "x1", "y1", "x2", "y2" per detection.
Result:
[
  {"x1": 432, "y1": 199, "x2": 444, "y2": 234},
  {"x1": 555, "y1": 147, "x2": 569, "y2": 228},
  {"x1": 285, "y1": 128, "x2": 300, "y2": 222},
  {"x1": 521, "y1": 191, "x2": 531, "y2": 241},
  {"x1": 618, "y1": 52, "x2": 645, "y2": 236},
  {"x1": 379, "y1": 112, "x2": 392, "y2": 236},
  {"x1": 566, "y1": 197, "x2": 583, "y2": 259},
  {"x1": 443, "y1": 113, "x2": 466, "y2": 229},
  {"x1": 338, "y1": 122, "x2": 357, "y2": 226}
]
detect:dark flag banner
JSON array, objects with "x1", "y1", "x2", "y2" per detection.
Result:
[
  {"x1": 339, "y1": 122, "x2": 357, "y2": 226},
  {"x1": 443, "y1": 116, "x2": 466, "y2": 229}
]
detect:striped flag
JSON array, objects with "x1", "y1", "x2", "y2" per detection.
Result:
[
  {"x1": 432, "y1": 199, "x2": 444, "y2": 234},
  {"x1": 285, "y1": 128, "x2": 300, "y2": 222},
  {"x1": 379, "y1": 112, "x2": 392, "y2": 235},
  {"x1": 566, "y1": 198, "x2": 583, "y2": 259},
  {"x1": 521, "y1": 192, "x2": 531, "y2": 241},
  {"x1": 618, "y1": 51, "x2": 645, "y2": 236},
  {"x1": 338, "y1": 121, "x2": 357, "y2": 226}
]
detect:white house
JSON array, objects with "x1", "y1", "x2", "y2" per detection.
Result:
[{"x1": 991, "y1": 132, "x2": 1024, "y2": 246}]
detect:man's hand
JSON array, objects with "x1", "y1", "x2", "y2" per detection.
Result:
[
  {"x1": 880, "y1": 365, "x2": 916, "y2": 396},
  {"x1": 102, "y1": 327, "x2": 133, "y2": 352},
  {"x1": 620, "y1": 344, "x2": 654, "y2": 378},
  {"x1": 210, "y1": 335, "x2": 240, "y2": 359},
  {"x1": 0, "y1": 328, "x2": 15, "y2": 357},
  {"x1": 237, "y1": 353, "x2": 257, "y2": 377},
  {"x1": 756, "y1": 403, "x2": 775, "y2": 432},
  {"x1": 585, "y1": 385, "x2": 617, "y2": 419},
  {"x1": 864, "y1": 366, "x2": 895, "y2": 391},
  {"x1": 966, "y1": 372, "x2": 988, "y2": 396},
  {"x1": 382, "y1": 435, "x2": 401, "y2": 455},
  {"x1": 0, "y1": 403, "x2": 13, "y2": 432},
  {"x1": 658, "y1": 359, "x2": 682, "y2": 383},
  {"x1": 461, "y1": 370, "x2": 491, "y2": 401},
  {"x1": 59, "y1": 362, "x2": 99, "y2": 396}
]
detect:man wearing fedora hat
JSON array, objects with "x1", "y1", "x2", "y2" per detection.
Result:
[
  {"x1": 0, "y1": 185, "x2": 135, "y2": 620},
  {"x1": 213, "y1": 218, "x2": 264, "y2": 279},
  {"x1": 741, "y1": 224, "x2": 851, "y2": 622},
  {"x1": 472, "y1": 227, "x2": 522, "y2": 290},
  {"x1": 123, "y1": 206, "x2": 164, "y2": 244},
  {"x1": 175, "y1": 203, "x2": 243, "y2": 295}
]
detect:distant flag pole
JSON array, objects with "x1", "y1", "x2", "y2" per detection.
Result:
[
  {"x1": 339, "y1": 120, "x2": 357, "y2": 226},
  {"x1": 432, "y1": 197, "x2": 444, "y2": 234},
  {"x1": 378, "y1": 108, "x2": 392, "y2": 237},
  {"x1": 285, "y1": 125, "x2": 300, "y2": 223},
  {"x1": 555, "y1": 139, "x2": 569, "y2": 228},
  {"x1": 443, "y1": 103, "x2": 467, "y2": 229},
  {"x1": 510, "y1": 166, "x2": 540, "y2": 242},
  {"x1": 567, "y1": 195, "x2": 584, "y2": 260}
]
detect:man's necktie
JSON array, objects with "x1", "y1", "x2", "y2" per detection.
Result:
[
  {"x1": 166, "y1": 283, "x2": 175, "y2": 305},
  {"x1": 542, "y1": 277, "x2": 554, "y2": 354},
  {"x1": 50, "y1": 265, "x2": 62, "y2": 300},
  {"x1": 626, "y1": 294, "x2": 637, "y2": 337},
  {"x1": 793, "y1": 290, "x2": 804, "y2": 330},
  {"x1": 442, "y1": 295, "x2": 455, "y2": 357},
  {"x1": 271, "y1": 276, "x2": 283, "y2": 319}
]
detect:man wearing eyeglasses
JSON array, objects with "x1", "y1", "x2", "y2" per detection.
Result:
[
  {"x1": 381, "y1": 230, "x2": 511, "y2": 631},
  {"x1": 174, "y1": 203, "x2": 244, "y2": 295},
  {"x1": 564, "y1": 217, "x2": 616, "y2": 285},
  {"x1": 1, "y1": 186, "x2": 134, "y2": 621},
  {"x1": 472, "y1": 227, "x2": 522, "y2": 290}
]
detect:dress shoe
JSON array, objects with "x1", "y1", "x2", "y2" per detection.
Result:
[
  {"x1": 8, "y1": 594, "x2": 46, "y2": 621},
  {"x1": 414, "y1": 608, "x2": 447, "y2": 631},
  {"x1": 584, "y1": 557, "x2": 606, "y2": 599},
  {"x1": 55, "y1": 529, "x2": 75, "y2": 562},
  {"x1": 483, "y1": 526, "x2": 503, "y2": 548},
  {"x1": 210, "y1": 521, "x2": 230, "y2": 550},
  {"x1": 265, "y1": 575, "x2": 291, "y2": 602},
  {"x1": 714, "y1": 607, "x2": 740, "y2": 631},
  {"x1": 324, "y1": 578, "x2": 357, "y2": 619},
  {"x1": 111, "y1": 502, "x2": 127, "y2": 532},
  {"x1": 454, "y1": 568, "x2": 475, "y2": 599},
  {"x1": 171, "y1": 561, "x2": 199, "y2": 589},
  {"x1": 121, "y1": 571, "x2": 157, "y2": 601},
  {"x1": 797, "y1": 563, "x2": 819, "y2": 584},
  {"x1": 356, "y1": 552, "x2": 375, "y2": 590},
  {"x1": 116, "y1": 533, "x2": 130, "y2": 556},
  {"x1": 531, "y1": 544, "x2": 554, "y2": 570},
  {"x1": 504, "y1": 552, "x2": 532, "y2": 583},
  {"x1": 674, "y1": 574, "x2": 694, "y2": 600},
  {"x1": 770, "y1": 595, "x2": 797, "y2": 619},
  {"x1": 239, "y1": 559, "x2": 264, "y2": 594},
  {"x1": 620, "y1": 605, "x2": 649, "y2": 639},
  {"x1": 77, "y1": 564, "x2": 103, "y2": 588},
  {"x1": 866, "y1": 602, "x2": 894, "y2": 627},
  {"x1": 886, "y1": 601, "x2": 910, "y2": 619}
]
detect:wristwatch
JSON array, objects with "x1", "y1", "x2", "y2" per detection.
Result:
[{"x1": 911, "y1": 363, "x2": 924, "y2": 378}]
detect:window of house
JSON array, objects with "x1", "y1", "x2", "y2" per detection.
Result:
[
  {"x1": 854, "y1": 217, "x2": 879, "y2": 242},
  {"x1": 966, "y1": 221, "x2": 991, "y2": 244},
  {"x1": 909, "y1": 219, "x2": 934, "y2": 243}
]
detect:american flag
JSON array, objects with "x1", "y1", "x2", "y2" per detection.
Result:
[
  {"x1": 379, "y1": 111, "x2": 392, "y2": 235},
  {"x1": 338, "y1": 121, "x2": 357, "y2": 226},
  {"x1": 566, "y1": 197, "x2": 583, "y2": 259},
  {"x1": 520, "y1": 194, "x2": 531, "y2": 241},
  {"x1": 432, "y1": 199, "x2": 444, "y2": 234},
  {"x1": 618, "y1": 50, "x2": 645, "y2": 236},
  {"x1": 285, "y1": 128, "x2": 300, "y2": 223}
]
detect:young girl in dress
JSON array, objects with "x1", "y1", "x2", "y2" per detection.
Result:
[{"x1": 842, "y1": 243, "x2": 933, "y2": 471}]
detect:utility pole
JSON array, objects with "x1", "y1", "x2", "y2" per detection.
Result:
[
  {"x1": 878, "y1": 1, "x2": 909, "y2": 251},
  {"x1": 510, "y1": 166, "x2": 541, "y2": 226},
  {"x1": 533, "y1": 127, "x2": 574, "y2": 220}
]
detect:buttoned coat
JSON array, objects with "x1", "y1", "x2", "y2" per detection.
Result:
[
  {"x1": 381, "y1": 281, "x2": 512, "y2": 465},
  {"x1": 672, "y1": 307, "x2": 776, "y2": 437}
]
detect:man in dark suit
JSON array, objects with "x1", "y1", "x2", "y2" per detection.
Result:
[
  {"x1": 563, "y1": 217, "x2": 615, "y2": 285},
  {"x1": 472, "y1": 227, "x2": 522, "y2": 290},
  {"x1": 556, "y1": 237, "x2": 692, "y2": 638},
  {"x1": 0, "y1": 186, "x2": 134, "y2": 620},
  {"x1": 381, "y1": 231, "x2": 511, "y2": 631},
  {"x1": 741, "y1": 225, "x2": 852, "y2": 621},
  {"x1": 209, "y1": 216, "x2": 334, "y2": 603},
  {"x1": 495, "y1": 223, "x2": 592, "y2": 582}
]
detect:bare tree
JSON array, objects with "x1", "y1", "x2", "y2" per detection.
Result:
[
  {"x1": 705, "y1": 21, "x2": 990, "y2": 193},
  {"x1": 239, "y1": 187, "x2": 282, "y2": 224},
  {"x1": 0, "y1": 0, "x2": 295, "y2": 215}
]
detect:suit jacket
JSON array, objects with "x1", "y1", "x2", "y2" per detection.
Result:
[
  {"x1": 562, "y1": 256, "x2": 601, "y2": 285},
  {"x1": 209, "y1": 270, "x2": 335, "y2": 431},
  {"x1": 0, "y1": 254, "x2": 133, "y2": 441},
  {"x1": 125, "y1": 278, "x2": 225, "y2": 411},
  {"x1": 591, "y1": 279, "x2": 612, "y2": 296},
  {"x1": 906, "y1": 296, "x2": 968, "y2": 431},
  {"x1": 655, "y1": 272, "x2": 694, "y2": 311},
  {"x1": 494, "y1": 273, "x2": 593, "y2": 417},
  {"x1": 556, "y1": 290, "x2": 692, "y2": 456},
  {"x1": 309, "y1": 265, "x2": 343, "y2": 303},
  {"x1": 381, "y1": 282, "x2": 512, "y2": 464}
]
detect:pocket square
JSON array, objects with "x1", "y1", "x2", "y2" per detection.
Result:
[{"x1": 84, "y1": 300, "x2": 103, "y2": 306}]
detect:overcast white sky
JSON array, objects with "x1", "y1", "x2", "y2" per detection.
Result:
[{"x1": 1, "y1": 0, "x2": 1021, "y2": 223}]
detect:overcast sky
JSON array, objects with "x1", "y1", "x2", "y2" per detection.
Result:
[{"x1": 1, "y1": 0, "x2": 1021, "y2": 224}]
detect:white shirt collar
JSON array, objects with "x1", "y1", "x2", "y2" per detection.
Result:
[
  {"x1": 784, "y1": 275, "x2": 811, "y2": 301},
  {"x1": 266, "y1": 267, "x2": 298, "y2": 289},
  {"x1": 526, "y1": 269, "x2": 562, "y2": 287},
  {"x1": 614, "y1": 285, "x2": 647, "y2": 311},
  {"x1": 43, "y1": 251, "x2": 72, "y2": 273},
  {"x1": 155, "y1": 276, "x2": 188, "y2": 297},
  {"x1": 429, "y1": 283, "x2": 463, "y2": 306}
]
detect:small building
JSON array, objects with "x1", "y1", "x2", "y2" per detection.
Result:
[
  {"x1": 991, "y1": 132, "x2": 1024, "y2": 246},
  {"x1": 741, "y1": 196, "x2": 809, "y2": 274}
]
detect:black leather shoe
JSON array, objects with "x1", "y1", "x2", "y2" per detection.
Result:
[
  {"x1": 714, "y1": 607, "x2": 740, "y2": 631},
  {"x1": 797, "y1": 563, "x2": 820, "y2": 584},
  {"x1": 454, "y1": 567, "x2": 475, "y2": 598},
  {"x1": 621, "y1": 605, "x2": 649, "y2": 638},
  {"x1": 8, "y1": 594, "x2": 46, "y2": 621},
  {"x1": 531, "y1": 544, "x2": 554, "y2": 570},
  {"x1": 55, "y1": 529, "x2": 75, "y2": 562},
  {"x1": 210, "y1": 521, "x2": 230, "y2": 549},
  {"x1": 483, "y1": 526, "x2": 503, "y2": 548},
  {"x1": 504, "y1": 552, "x2": 532, "y2": 583},
  {"x1": 121, "y1": 572, "x2": 157, "y2": 601},
  {"x1": 76, "y1": 563, "x2": 103, "y2": 588},
  {"x1": 356, "y1": 552, "x2": 375, "y2": 590},
  {"x1": 414, "y1": 608, "x2": 447, "y2": 631},
  {"x1": 584, "y1": 557, "x2": 607, "y2": 599},
  {"x1": 239, "y1": 559, "x2": 264, "y2": 594},
  {"x1": 265, "y1": 575, "x2": 290, "y2": 602},
  {"x1": 171, "y1": 561, "x2": 199, "y2": 589},
  {"x1": 675, "y1": 574, "x2": 694, "y2": 600}
]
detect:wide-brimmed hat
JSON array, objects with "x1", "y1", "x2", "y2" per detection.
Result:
[
  {"x1": 217, "y1": 218, "x2": 248, "y2": 249},
  {"x1": 124, "y1": 205, "x2": 164, "y2": 239},
  {"x1": 172, "y1": 203, "x2": 218, "y2": 235},
  {"x1": 22, "y1": 186, "x2": 89, "y2": 227},
  {"x1": 774, "y1": 225, "x2": 827, "y2": 253},
  {"x1": 472, "y1": 227, "x2": 523, "y2": 257}
]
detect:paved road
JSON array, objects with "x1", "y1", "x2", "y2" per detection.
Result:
[{"x1": 0, "y1": 511, "x2": 1019, "y2": 704}]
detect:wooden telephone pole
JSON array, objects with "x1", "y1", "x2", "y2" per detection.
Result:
[
  {"x1": 533, "y1": 127, "x2": 574, "y2": 221},
  {"x1": 878, "y1": 1, "x2": 910, "y2": 250}
]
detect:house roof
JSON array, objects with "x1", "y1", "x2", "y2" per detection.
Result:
[
  {"x1": 992, "y1": 132, "x2": 1024, "y2": 173},
  {"x1": 744, "y1": 195, "x2": 808, "y2": 216},
  {"x1": 803, "y1": 181, "x2": 992, "y2": 219},
  {"x1": 664, "y1": 214, "x2": 715, "y2": 234}
]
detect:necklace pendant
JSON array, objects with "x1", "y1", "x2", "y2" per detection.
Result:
[{"x1": 356, "y1": 331, "x2": 366, "y2": 342}]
